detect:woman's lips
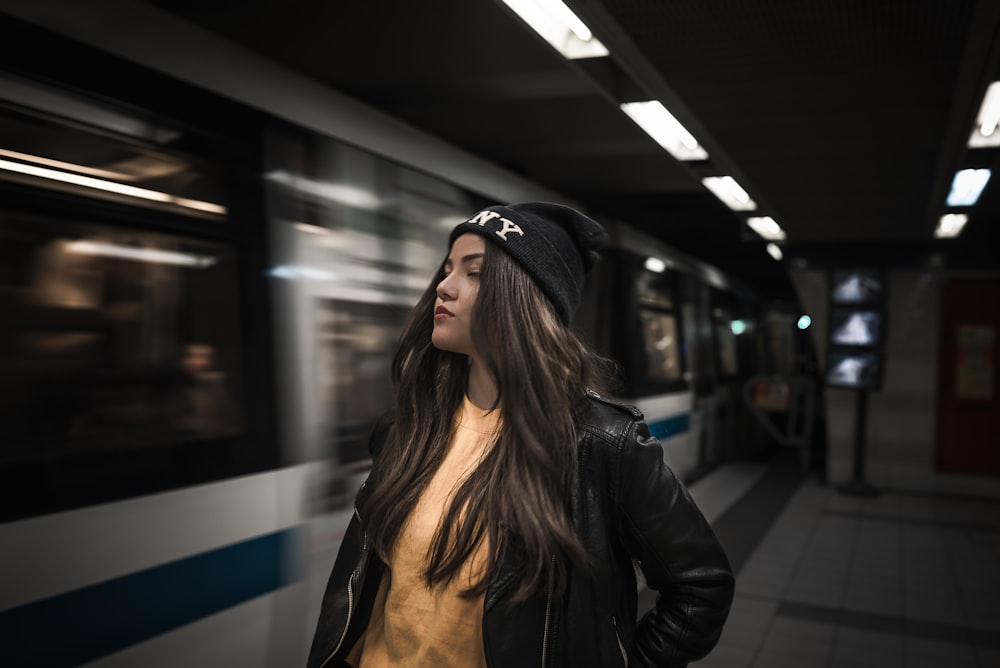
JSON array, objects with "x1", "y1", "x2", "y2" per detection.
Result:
[{"x1": 434, "y1": 305, "x2": 454, "y2": 320}]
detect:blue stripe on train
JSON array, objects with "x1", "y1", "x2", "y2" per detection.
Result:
[
  {"x1": 0, "y1": 413, "x2": 690, "y2": 666},
  {"x1": 647, "y1": 413, "x2": 691, "y2": 441},
  {"x1": 0, "y1": 528, "x2": 299, "y2": 667}
]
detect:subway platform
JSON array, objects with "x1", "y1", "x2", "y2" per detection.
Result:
[{"x1": 670, "y1": 452, "x2": 1000, "y2": 668}]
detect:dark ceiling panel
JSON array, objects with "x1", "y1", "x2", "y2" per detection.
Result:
[
  {"x1": 156, "y1": 0, "x2": 566, "y2": 88},
  {"x1": 594, "y1": 0, "x2": 977, "y2": 244},
  {"x1": 372, "y1": 96, "x2": 634, "y2": 147},
  {"x1": 528, "y1": 154, "x2": 697, "y2": 194},
  {"x1": 145, "y1": 0, "x2": 1000, "y2": 302}
]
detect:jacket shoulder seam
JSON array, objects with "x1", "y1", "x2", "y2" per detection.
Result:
[{"x1": 585, "y1": 389, "x2": 644, "y2": 420}]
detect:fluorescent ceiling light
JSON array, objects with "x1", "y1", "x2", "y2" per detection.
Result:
[
  {"x1": 934, "y1": 213, "x2": 969, "y2": 238},
  {"x1": 0, "y1": 148, "x2": 177, "y2": 182},
  {"x1": 501, "y1": 0, "x2": 608, "y2": 59},
  {"x1": 620, "y1": 101, "x2": 708, "y2": 161},
  {"x1": 702, "y1": 176, "x2": 757, "y2": 211},
  {"x1": 0, "y1": 157, "x2": 226, "y2": 215},
  {"x1": 765, "y1": 242, "x2": 783, "y2": 261},
  {"x1": 268, "y1": 264, "x2": 337, "y2": 281},
  {"x1": 969, "y1": 81, "x2": 1000, "y2": 147},
  {"x1": 746, "y1": 216, "x2": 786, "y2": 240},
  {"x1": 66, "y1": 240, "x2": 217, "y2": 267},
  {"x1": 644, "y1": 256, "x2": 667, "y2": 273},
  {"x1": 946, "y1": 168, "x2": 991, "y2": 206},
  {"x1": 266, "y1": 170, "x2": 381, "y2": 210},
  {"x1": 294, "y1": 223, "x2": 330, "y2": 235}
]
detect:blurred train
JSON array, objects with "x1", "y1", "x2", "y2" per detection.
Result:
[{"x1": 0, "y1": 5, "x2": 779, "y2": 666}]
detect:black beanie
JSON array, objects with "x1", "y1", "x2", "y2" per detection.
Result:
[{"x1": 448, "y1": 202, "x2": 608, "y2": 323}]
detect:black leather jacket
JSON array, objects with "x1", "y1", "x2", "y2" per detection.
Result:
[{"x1": 307, "y1": 392, "x2": 734, "y2": 668}]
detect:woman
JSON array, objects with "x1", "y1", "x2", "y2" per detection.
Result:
[{"x1": 308, "y1": 202, "x2": 734, "y2": 668}]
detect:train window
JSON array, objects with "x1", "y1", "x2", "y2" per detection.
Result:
[
  {"x1": 315, "y1": 298, "x2": 410, "y2": 467},
  {"x1": 711, "y1": 293, "x2": 742, "y2": 378},
  {"x1": 0, "y1": 211, "x2": 244, "y2": 460},
  {"x1": 611, "y1": 250, "x2": 687, "y2": 395},
  {"x1": 0, "y1": 73, "x2": 227, "y2": 221},
  {"x1": 716, "y1": 321, "x2": 739, "y2": 376},
  {"x1": 636, "y1": 265, "x2": 682, "y2": 384},
  {"x1": 639, "y1": 310, "x2": 682, "y2": 382},
  {"x1": 637, "y1": 270, "x2": 675, "y2": 309}
]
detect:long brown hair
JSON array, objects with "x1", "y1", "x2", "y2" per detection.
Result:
[{"x1": 361, "y1": 240, "x2": 617, "y2": 602}]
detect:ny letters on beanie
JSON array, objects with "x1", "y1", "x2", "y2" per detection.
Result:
[{"x1": 448, "y1": 202, "x2": 608, "y2": 323}]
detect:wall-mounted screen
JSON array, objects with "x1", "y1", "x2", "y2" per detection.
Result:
[
  {"x1": 827, "y1": 267, "x2": 885, "y2": 390},
  {"x1": 826, "y1": 350, "x2": 881, "y2": 388},
  {"x1": 831, "y1": 308, "x2": 882, "y2": 347},
  {"x1": 831, "y1": 269, "x2": 883, "y2": 304}
]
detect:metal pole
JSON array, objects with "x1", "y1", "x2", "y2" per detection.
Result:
[
  {"x1": 837, "y1": 388, "x2": 879, "y2": 496},
  {"x1": 853, "y1": 388, "x2": 867, "y2": 482}
]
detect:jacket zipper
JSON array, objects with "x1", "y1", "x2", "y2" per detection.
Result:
[
  {"x1": 612, "y1": 615, "x2": 628, "y2": 667},
  {"x1": 320, "y1": 492, "x2": 368, "y2": 668},
  {"x1": 540, "y1": 555, "x2": 555, "y2": 668},
  {"x1": 320, "y1": 569, "x2": 355, "y2": 668}
]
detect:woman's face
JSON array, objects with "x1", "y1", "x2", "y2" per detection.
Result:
[{"x1": 431, "y1": 233, "x2": 485, "y2": 356}]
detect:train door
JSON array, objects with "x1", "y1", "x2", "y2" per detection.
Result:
[
  {"x1": 683, "y1": 282, "x2": 759, "y2": 477},
  {"x1": 679, "y1": 276, "x2": 718, "y2": 478},
  {"x1": 592, "y1": 246, "x2": 698, "y2": 479},
  {"x1": 706, "y1": 289, "x2": 743, "y2": 468}
]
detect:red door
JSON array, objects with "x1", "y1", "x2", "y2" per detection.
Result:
[{"x1": 936, "y1": 278, "x2": 1000, "y2": 475}]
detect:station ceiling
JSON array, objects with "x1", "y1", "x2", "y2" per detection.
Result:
[{"x1": 149, "y1": 0, "x2": 1000, "y2": 301}]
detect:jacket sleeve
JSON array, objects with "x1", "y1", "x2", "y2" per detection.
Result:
[
  {"x1": 306, "y1": 511, "x2": 364, "y2": 668},
  {"x1": 306, "y1": 413, "x2": 392, "y2": 668},
  {"x1": 616, "y1": 419, "x2": 735, "y2": 668}
]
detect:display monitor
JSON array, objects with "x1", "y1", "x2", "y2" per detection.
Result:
[
  {"x1": 831, "y1": 269, "x2": 883, "y2": 304},
  {"x1": 826, "y1": 350, "x2": 881, "y2": 388},
  {"x1": 830, "y1": 308, "x2": 881, "y2": 347}
]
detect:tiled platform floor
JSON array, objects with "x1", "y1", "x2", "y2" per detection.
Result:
[{"x1": 694, "y1": 480, "x2": 1000, "y2": 668}]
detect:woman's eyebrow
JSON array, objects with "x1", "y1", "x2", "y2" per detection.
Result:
[
  {"x1": 445, "y1": 252, "x2": 485, "y2": 268},
  {"x1": 459, "y1": 252, "x2": 485, "y2": 264}
]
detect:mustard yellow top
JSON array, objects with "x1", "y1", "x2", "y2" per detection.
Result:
[{"x1": 351, "y1": 396, "x2": 500, "y2": 668}]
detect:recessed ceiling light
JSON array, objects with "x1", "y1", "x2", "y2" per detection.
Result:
[
  {"x1": 934, "y1": 213, "x2": 968, "y2": 238},
  {"x1": 620, "y1": 101, "x2": 708, "y2": 161},
  {"x1": 702, "y1": 176, "x2": 757, "y2": 211},
  {"x1": 501, "y1": 0, "x2": 609, "y2": 59},
  {"x1": 747, "y1": 216, "x2": 786, "y2": 241},
  {"x1": 946, "y1": 169, "x2": 991, "y2": 206},
  {"x1": 969, "y1": 81, "x2": 1000, "y2": 147},
  {"x1": 644, "y1": 256, "x2": 667, "y2": 273}
]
